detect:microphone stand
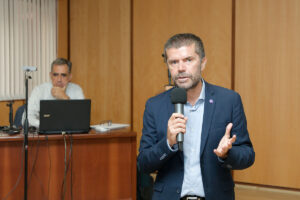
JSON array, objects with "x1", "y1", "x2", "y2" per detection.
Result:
[{"x1": 23, "y1": 71, "x2": 31, "y2": 200}]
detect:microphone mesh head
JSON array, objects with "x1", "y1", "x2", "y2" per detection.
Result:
[{"x1": 171, "y1": 88, "x2": 187, "y2": 104}]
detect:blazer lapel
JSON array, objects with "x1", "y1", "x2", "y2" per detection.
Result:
[
  {"x1": 200, "y1": 82, "x2": 216, "y2": 157},
  {"x1": 167, "y1": 92, "x2": 174, "y2": 120}
]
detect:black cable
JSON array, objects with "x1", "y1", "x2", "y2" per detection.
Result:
[
  {"x1": 2, "y1": 136, "x2": 25, "y2": 200},
  {"x1": 69, "y1": 134, "x2": 73, "y2": 200},
  {"x1": 61, "y1": 133, "x2": 67, "y2": 200},
  {"x1": 28, "y1": 133, "x2": 46, "y2": 199},
  {"x1": 61, "y1": 133, "x2": 75, "y2": 200},
  {"x1": 45, "y1": 135, "x2": 51, "y2": 200},
  {"x1": 28, "y1": 133, "x2": 38, "y2": 184}
]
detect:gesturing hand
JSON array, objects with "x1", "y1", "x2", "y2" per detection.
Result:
[
  {"x1": 213, "y1": 123, "x2": 236, "y2": 159},
  {"x1": 167, "y1": 113, "x2": 187, "y2": 147}
]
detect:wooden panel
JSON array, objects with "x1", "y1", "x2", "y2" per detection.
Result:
[
  {"x1": 234, "y1": 0, "x2": 300, "y2": 189},
  {"x1": 133, "y1": 0, "x2": 233, "y2": 151},
  {"x1": 235, "y1": 184, "x2": 300, "y2": 200},
  {"x1": 57, "y1": 0, "x2": 69, "y2": 58},
  {"x1": 69, "y1": 0, "x2": 131, "y2": 125},
  {"x1": 0, "y1": 130, "x2": 136, "y2": 200}
]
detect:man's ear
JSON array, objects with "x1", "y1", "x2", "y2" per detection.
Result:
[
  {"x1": 68, "y1": 73, "x2": 72, "y2": 81},
  {"x1": 200, "y1": 57, "x2": 207, "y2": 71}
]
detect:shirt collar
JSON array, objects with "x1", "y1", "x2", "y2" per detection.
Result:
[
  {"x1": 199, "y1": 79, "x2": 205, "y2": 101},
  {"x1": 194, "y1": 79, "x2": 206, "y2": 103},
  {"x1": 186, "y1": 79, "x2": 205, "y2": 107}
]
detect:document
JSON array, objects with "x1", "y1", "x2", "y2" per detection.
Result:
[{"x1": 91, "y1": 123, "x2": 130, "y2": 132}]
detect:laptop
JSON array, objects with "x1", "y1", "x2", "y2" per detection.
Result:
[{"x1": 39, "y1": 99, "x2": 91, "y2": 134}]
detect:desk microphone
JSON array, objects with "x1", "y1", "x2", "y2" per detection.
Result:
[{"x1": 171, "y1": 87, "x2": 187, "y2": 151}]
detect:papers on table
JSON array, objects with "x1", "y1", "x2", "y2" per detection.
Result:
[{"x1": 90, "y1": 123, "x2": 130, "y2": 133}]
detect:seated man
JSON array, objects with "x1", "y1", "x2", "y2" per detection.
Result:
[{"x1": 23, "y1": 58, "x2": 84, "y2": 128}]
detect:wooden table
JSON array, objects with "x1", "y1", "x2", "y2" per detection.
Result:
[{"x1": 0, "y1": 129, "x2": 136, "y2": 200}]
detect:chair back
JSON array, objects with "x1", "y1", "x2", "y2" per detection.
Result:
[{"x1": 13, "y1": 104, "x2": 25, "y2": 128}]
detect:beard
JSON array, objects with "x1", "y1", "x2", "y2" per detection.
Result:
[{"x1": 173, "y1": 71, "x2": 202, "y2": 90}]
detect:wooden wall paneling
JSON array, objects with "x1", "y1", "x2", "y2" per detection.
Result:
[
  {"x1": 234, "y1": 0, "x2": 300, "y2": 189},
  {"x1": 69, "y1": 0, "x2": 131, "y2": 125},
  {"x1": 235, "y1": 184, "x2": 300, "y2": 200},
  {"x1": 133, "y1": 0, "x2": 233, "y2": 151},
  {"x1": 57, "y1": 0, "x2": 69, "y2": 58}
]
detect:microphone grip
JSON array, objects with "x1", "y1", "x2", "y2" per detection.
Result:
[
  {"x1": 174, "y1": 104, "x2": 184, "y2": 114},
  {"x1": 174, "y1": 103, "x2": 184, "y2": 151},
  {"x1": 177, "y1": 133, "x2": 184, "y2": 151}
]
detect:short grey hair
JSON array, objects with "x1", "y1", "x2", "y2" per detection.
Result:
[
  {"x1": 51, "y1": 58, "x2": 72, "y2": 73},
  {"x1": 163, "y1": 33, "x2": 205, "y2": 63}
]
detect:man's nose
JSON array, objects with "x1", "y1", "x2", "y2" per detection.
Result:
[
  {"x1": 57, "y1": 75, "x2": 63, "y2": 81},
  {"x1": 178, "y1": 61, "x2": 186, "y2": 71}
]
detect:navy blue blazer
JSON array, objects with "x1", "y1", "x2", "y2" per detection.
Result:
[{"x1": 137, "y1": 82, "x2": 255, "y2": 200}]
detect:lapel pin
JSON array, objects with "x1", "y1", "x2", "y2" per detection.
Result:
[{"x1": 209, "y1": 99, "x2": 214, "y2": 104}]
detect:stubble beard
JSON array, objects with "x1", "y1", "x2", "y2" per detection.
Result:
[{"x1": 173, "y1": 71, "x2": 202, "y2": 91}]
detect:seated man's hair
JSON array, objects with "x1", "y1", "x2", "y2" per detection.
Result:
[{"x1": 51, "y1": 58, "x2": 72, "y2": 73}]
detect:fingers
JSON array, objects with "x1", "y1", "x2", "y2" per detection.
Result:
[
  {"x1": 51, "y1": 87, "x2": 56, "y2": 96},
  {"x1": 214, "y1": 147, "x2": 229, "y2": 158},
  {"x1": 51, "y1": 86, "x2": 68, "y2": 99},
  {"x1": 168, "y1": 114, "x2": 187, "y2": 134},
  {"x1": 213, "y1": 149, "x2": 223, "y2": 157},
  {"x1": 213, "y1": 136, "x2": 237, "y2": 158},
  {"x1": 213, "y1": 140, "x2": 232, "y2": 157},
  {"x1": 167, "y1": 113, "x2": 187, "y2": 146},
  {"x1": 170, "y1": 113, "x2": 187, "y2": 129},
  {"x1": 230, "y1": 134, "x2": 237, "y2": 144},
  {"x1": 171, "y1": 113, "x2": 185, "y2": 120},
  {"x1": 225, "y1": 123, "x2": 233, "y2": 137},
  {"x1": 213, "y1": 123, "x2": 238, "y2": 158}
]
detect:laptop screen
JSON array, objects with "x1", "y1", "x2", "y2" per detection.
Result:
[{"x1": 39, "y1": 99, "x2": 91, "y2": 134}]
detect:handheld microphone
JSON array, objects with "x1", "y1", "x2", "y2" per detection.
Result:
[{"x1": 170, "y1": 87, "x2": 187, "y2": 151}]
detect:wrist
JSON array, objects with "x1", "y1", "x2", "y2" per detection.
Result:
[
  {"x1": 63, "y1": 94, "x2": 70, "y2": 100},
  {"x1": 219, "y1": 153, "x2": 228, "y2": 159},
  {"x1": 167, "y1": 139, "x2": 178, "y2": 152}
]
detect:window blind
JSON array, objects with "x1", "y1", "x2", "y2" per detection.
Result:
[{"x1": 0, "y1": 0, "x2": 57, "y2": 100}]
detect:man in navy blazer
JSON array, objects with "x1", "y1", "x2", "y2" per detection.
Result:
[{"x1": 138, "y1": 33, "x2": 255, "y2": 200}]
